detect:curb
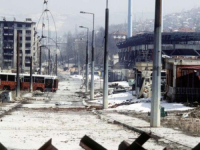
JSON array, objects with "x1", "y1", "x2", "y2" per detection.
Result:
[
  {"x1": 93, "y1": 110, "x2": 150, "y2": 135},
  {"x1": 93, "y1": 110, "x2": 193, "y2": 149},
  {"x1": 0, "y1": 102, "x2": 22, "y2": 118}
]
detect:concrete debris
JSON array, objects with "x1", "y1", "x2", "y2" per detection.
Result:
[
  {"x1": 182, "y1": 113, "x2": 190, "y2": 118},
  {"x1": 55, "y1": 102, "x2": 72, "y2": 106},
  {"x1": 1, "y1": 92, "x2": 12, "y2": 102}
]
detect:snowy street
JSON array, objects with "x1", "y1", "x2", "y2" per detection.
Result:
[
  {"x1": 0, "y1": 70, "x2": 166, "y2": 150},
  {"x1": 0, "y1": 69, "x2": 199, "y2": 150}
]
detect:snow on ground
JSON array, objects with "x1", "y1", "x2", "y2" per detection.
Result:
[
  {"x1": 71, "y1": 75, "x2": 83, "y2": 80},
  {"x1": 89, "y1": 75, "x2": 100, "y2": 81},
  {"x1": 22, "y1": 93, "x2": 33, "y2": 98},
  {"x1": 104, "y1": 112, "x2": 200, "y2": 148},
  {"x1": 115, "y1": 100, "x2": 193, "y2": 112},
  {"x1": 90, "y1": 88, "x2": 193, "y2": 112},
  {"x1": 0, "y1": 108, "x2": 165, "y2": 150},
  {"x1": 90, "y1": 91, "x2": 134, "y2": 106},
  {"x1": 109, "y1": 81, "x2": 130, "y2": 88}
]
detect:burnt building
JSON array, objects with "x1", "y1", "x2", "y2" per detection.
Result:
[
  {"x1": 165, "y1": 58, "x2": 200, "y2": 102},
  {"x1": 115, "y1": 32, "x2": 200, "y2": 99}
]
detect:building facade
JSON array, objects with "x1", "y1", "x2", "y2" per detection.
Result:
[{"x1": 0, "y1": 18, "x2": 38, "y2": 71}]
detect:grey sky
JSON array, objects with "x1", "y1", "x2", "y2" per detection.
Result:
[{"x1": 0, "y1": 0, "x2": 199, "y2": 35}]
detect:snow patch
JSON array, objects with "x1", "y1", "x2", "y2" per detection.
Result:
[
  {"x1": 70, "y1": 75, "x2": 83, "y2": 80},
  {"x1": 90, "y1": 91, "x2": 134, "y2": 106},
  {"x1": 109, "y1": 81, "x2": 130, "y2": 88},
  {"x1": 116, "y1": 101, "x2": 193, "y2": 112}
]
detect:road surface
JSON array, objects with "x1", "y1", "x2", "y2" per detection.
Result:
[{"x1": 0, "y1": 70, "x2": 165, "y2": 150}]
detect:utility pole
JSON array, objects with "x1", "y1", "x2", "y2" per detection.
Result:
[
  {"x1": 55, "y1": 54, "x2": 58, "y2": 76},
  {"x1": 78, "y1": 49, "x2": 80, "y2": 75},
  {"x1": 151, "y1": 0, "x2": 162, "y2": 127},
  {"x1": 39, "y1": 46, "x2": 42, "y2": 74},
  {"x1": 48, "y1": 48, "x2": 50, "y2": 75},
  {"x1": 91, "y1": 14, "x2": 95, "y2": 100},
  {"x1": 128, "y1": 0, "x2": 132, "y2": 38},
  {"x1": 21, "y1": 51, "x2": 24, "y2": 73},
  {"x1": 103, "y1": 0, "x2": 109, "y2": 109},
  {"x1": 50, "y1": 59, "x2": 52, "y2": 75},
  {"x1": 16, "y1": 33, "x2": 20, "y2": 97},
  {"x1": 66, "y1": 43, "x2": 69, "y2": 69},
  {"x1": 79, "y1": 26, "x2": 89, "y2": 92},
  {"x1": 86, "y1": 28, "x2": 89, "y2": 92},
  {"x1": 30, "y1": 56, "x2": 33, "y2": 92},
  {"x1": 68, "y1": 55, "x2": 69, "y2": 68}
]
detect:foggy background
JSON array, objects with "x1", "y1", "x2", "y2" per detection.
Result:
[{"x1": 0, "y1": 0, "x2": 199, "y2": 35}]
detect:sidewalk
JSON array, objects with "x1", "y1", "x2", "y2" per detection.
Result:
[
  {"x1": 0, "y1": 102, "x2": 21, "y2": 117},
  {"x1": 93, "y1": 110, "x2": 200, "y2": 150}
]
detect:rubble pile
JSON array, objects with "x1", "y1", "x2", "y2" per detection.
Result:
[{"x1": 189, "y1": 106, "x2": 200, "y2": 119}]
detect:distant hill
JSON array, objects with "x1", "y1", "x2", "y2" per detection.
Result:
[{"x1": 109, "y1": 7, "x2": 200, "y2": 34}]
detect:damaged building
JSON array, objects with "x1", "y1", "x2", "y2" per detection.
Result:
[{"x1": 115, "y1": 32, "x2": 200, "y2": 100}]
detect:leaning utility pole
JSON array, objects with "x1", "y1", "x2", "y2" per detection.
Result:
[
  {"x1": 30, "y1": 56, "x2": 33, "y2": 92},
  {"x1": 103, "y1": 0, "x2": 109, "y2": 109},
  {"x1": 39, "y1": 46, "x2": 42, "y2": 74},
  {"x1": 16, "y1": 33, "x2": 20, "y2": 97},
  {"x1": 151, "y1": 0, "x2": 162, "y2": 127}
]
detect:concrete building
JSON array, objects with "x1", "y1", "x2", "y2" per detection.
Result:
[{"x1": 0, "y1": 18, "x2": 38, "y2": 71}]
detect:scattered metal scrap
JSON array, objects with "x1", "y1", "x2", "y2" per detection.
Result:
[
  {"x1": 193, "y1": 143, "x2": 200, "y2": 150},
  {"x1": 0, "y1": 137, "x2": 198, "y2": 149},
  {"x1": 118, "y1": 132, "x2": 150, "y2": 150},
  {"x1": 0, "y1": 143, "x2": 7, "y2": 150},
  {"x1": 80, "y1": 135, "x2": 107, "y2": 150},
  {"x1": 38, "y1": 139, "x2": 58, "y2": 150},
  {"x1": 79, "y1": 133, "x2": 172, "y2": 150}
]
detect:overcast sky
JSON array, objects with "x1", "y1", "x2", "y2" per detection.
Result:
[{"x1": 0, "y1": 0, "x2": 199, "y2": 35}]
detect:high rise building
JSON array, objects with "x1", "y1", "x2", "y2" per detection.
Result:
[{"x1": 0, "y1": 18, "x2": 38, "y2": 71}]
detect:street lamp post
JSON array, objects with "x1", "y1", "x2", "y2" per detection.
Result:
[
  {"x1": 103, "y1": 0, "x2": 109, "y2": 109},
  {"x1": 39, "y1": 46, "x2": 42, "y2": 74},
  {"x1": 79, "y1": 26, "x2": 89, "y2": 93},
  {"x1": 80, "y1": 11, "x2": 95, "y2": 100}
]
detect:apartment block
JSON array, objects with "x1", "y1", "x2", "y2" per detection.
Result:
[{"x1": 0, "y1": 18, "x2": 38, "y2": 71}]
